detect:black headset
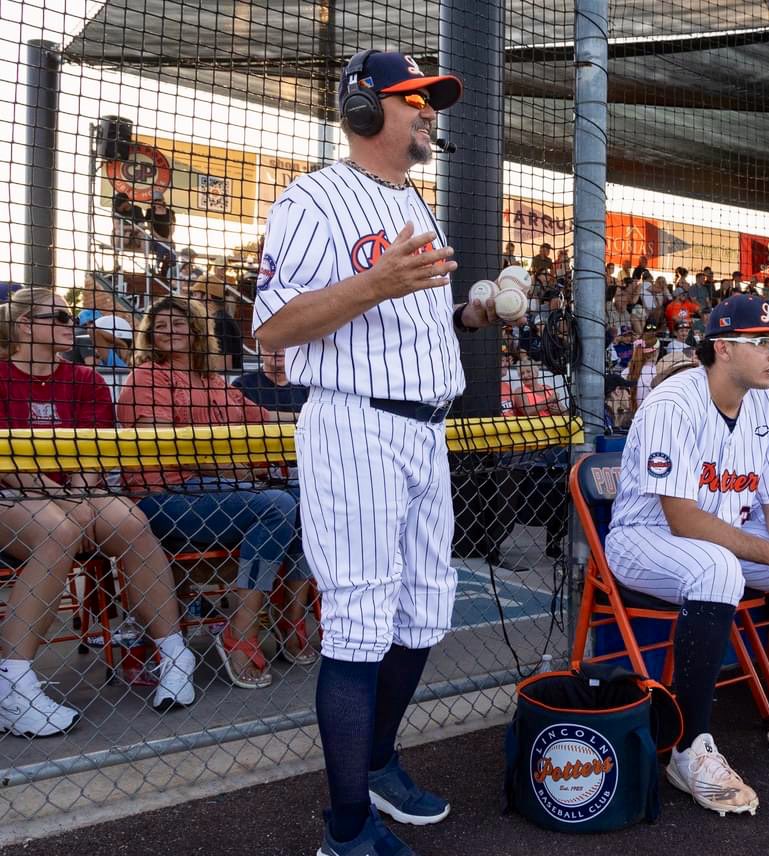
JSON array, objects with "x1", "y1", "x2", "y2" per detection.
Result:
[{"x1": 339, "y1": 49, "x2": 385, "y2": 138}]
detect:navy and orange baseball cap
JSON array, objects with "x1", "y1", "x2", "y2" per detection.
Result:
[
  {"x1": 705, "y1": 293, "x2": 769, "y2": 337},
  {"x1": 338, "y1": 51, "x2": 463, "y2": 111}
]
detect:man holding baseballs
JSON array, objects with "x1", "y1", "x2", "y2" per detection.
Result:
[{"x1": 253, "y1": 50, "x2": 501, "y2": 855}]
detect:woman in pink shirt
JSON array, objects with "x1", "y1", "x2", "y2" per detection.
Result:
[
  {"x1": 117, "y1": 297, "x2": 316, "y2": 691},
  {"x1": 0, "y1": 288, "x2": 194, "y2": 738}
]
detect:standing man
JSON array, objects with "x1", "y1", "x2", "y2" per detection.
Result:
[
  {"x1": 606, "y1": 294, "x2": 769, "y2": 817},
  {"x1": 253, "y1": 50, "x2": 497, "y2": 856}
]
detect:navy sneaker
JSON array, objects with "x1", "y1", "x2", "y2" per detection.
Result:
[
  {"x1": 368, "y1": 752, "x2": 450, "y2": 826},
  {"x1": 317, "y1": 806, "x2": 417, "y2": 856}
]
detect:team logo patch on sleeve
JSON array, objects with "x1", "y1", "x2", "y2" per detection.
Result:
[
  {"x1": 647, "y1": 452, "x2": 672, "y2": 479},
  {"x1": 256, "y1": 253, "x2": 277, "y2": 290}
]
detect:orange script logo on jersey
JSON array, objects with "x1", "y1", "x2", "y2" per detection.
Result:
[
  {"x1": 699, "y1": 462, "x2": 760, "y2": 493},
  {"x1": 350, "y1": 230, "x2": 433, "y2": 273}
]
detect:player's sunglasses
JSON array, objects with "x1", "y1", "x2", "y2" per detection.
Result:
[
  {"x1": 380, "y1": 92, "x2": 432, "y2": 110},
  {"x1": 27, "y1": 310, "x2": 74, "y2": 325},
  {"x1": 722, "y1": 336, "x2": 769, "y2": 350}
]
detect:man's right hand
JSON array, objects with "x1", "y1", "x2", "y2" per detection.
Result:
[{"x1": 364, "y1": 223, "x2": 457, "y2": 301}]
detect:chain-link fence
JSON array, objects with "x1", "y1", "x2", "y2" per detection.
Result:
[{"x1": 1, "y1": 0, "x2": 768, "y2": 841}]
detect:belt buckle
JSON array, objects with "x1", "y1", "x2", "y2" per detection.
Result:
[{"x1": 428, "y1": 400, "x2": 452, "y2": 424}]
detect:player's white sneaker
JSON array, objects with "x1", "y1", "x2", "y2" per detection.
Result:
[
  {"x1": 0, "y1": 675, "x2": 79, "y2": 737},
  {"x1": 153, "y1": 647, "x2": 196, "y2": 711},
  {"x1": 666, "y1": 733, "x2": 758, "y2": 816}
]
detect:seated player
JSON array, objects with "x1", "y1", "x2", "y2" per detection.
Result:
[{"x1": 605, "y1": 294, "x2": 769, "y2": 816}]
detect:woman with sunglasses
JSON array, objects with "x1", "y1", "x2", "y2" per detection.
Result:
[
  {"x1": 116, "y1": 296, "x2": 316, "y2": 691},
  {"x1": 0, "y1": 288, "x2": 195, "y2": 738}
]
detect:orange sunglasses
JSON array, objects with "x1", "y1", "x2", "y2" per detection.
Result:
[{"x1": 380, "y1": 92, "x2": 432, "y2": 110}]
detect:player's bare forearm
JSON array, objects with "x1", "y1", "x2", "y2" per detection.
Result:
[
  {"x1": 660, "y1": 496, "x2": 769, "y2": 565},
  {"x1": 254, "y1": 273, "x2": 385, "y2": 351}
]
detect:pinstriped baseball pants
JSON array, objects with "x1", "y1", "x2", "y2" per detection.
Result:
[
  {"x1": 295, "y1": 388, "x2": 457, "y2": 662},
  {"x1": 605, "y1": 519, "x2": 769, "y2": 606}
]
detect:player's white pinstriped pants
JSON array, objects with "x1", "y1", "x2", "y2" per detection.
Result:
[
  {"x1": 295, "y1": 388, "x2": 457, "y2": 662},
  {"x1": 605, "y1": 518, "x2": 769, "y2": 606}
]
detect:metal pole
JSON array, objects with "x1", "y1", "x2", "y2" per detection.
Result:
[
  {"x1": 25, "y1": 39, "x2": 61, "y2": 289},
  {"x1": 572, "y1": 0, "x2": 608, "y2": 448},
  {"x1": 437, "y1": 0, "x2": 505, "y2": 418},
  {"x1": 315, "y1": 0, "x2": 337, "y2": 167}
]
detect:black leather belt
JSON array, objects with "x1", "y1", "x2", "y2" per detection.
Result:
[{"x1": 369, "y1": 397, "x2": 452, "y2": 424}]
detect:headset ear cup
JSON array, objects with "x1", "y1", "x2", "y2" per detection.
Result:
[{"x1": 342, "y1": 90, "x2": 384, "y2": 137}]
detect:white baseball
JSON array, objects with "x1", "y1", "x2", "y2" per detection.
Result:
[
  {"x1": 497, "y1": 265, "x2": 532, "y2": 294},
  {"x1": 468, "y1": 279, "x2": 499, "y2": 303},
  {"x1": 495, "y1": 287, "x2": 528, "y2": 323}
]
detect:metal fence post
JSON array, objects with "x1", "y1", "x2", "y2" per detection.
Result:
[{"x1": 25, "y1": 39, "x2": 61, "y2": 290}]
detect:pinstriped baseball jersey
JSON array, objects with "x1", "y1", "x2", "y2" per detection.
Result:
[
  {"x1": 609, "y1": 366, "x2": 769, "y2": 531},
  {"x1": 252, "y1": 161, "x2": 465, "y2": 404}
]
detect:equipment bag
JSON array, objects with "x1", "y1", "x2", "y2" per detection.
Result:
[{"x1": 503, "y1": 663, "x2": 682, "y2": 833}]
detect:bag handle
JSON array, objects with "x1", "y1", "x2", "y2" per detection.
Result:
[
  {"x1": 641, "y1": 678, "x2": 684, "y2": 753},
  {"x1": 632, "y1": 725, "x2": 661, "y2": 823}
]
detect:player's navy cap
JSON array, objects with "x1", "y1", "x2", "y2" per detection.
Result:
[
  {"x1": 338, "y1": 51, "x2": 463, "y2": 111},
  {"x1": 705, "y1": 293, "x2": 769, "y2": 337}
]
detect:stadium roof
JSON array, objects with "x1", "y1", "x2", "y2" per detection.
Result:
[{"x1": 64, "y1": 0, "x2": 769, "y2": 210}]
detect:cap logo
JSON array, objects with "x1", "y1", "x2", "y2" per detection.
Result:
[
  {"x1": 404, "y1": 55, "x2": 423, "y2": 76},
  {"x1": 719, "y1": 317, "x2": 731, "y2": 327},
  {"x1": 359, "y1": 75, "x2": 374, "y2": 89},
  {"x1": 761, "y1": 302, "x2": 769, "y2": 323}
]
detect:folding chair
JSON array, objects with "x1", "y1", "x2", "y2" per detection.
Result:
[{"x1": 569, "y1": 451, "x2": 769, "y2": 723}]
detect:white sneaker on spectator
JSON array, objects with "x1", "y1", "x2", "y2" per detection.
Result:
[
  {"x1": 0, "y1": 674, "x2": 79, "y2": 738},
  {"x1": 667, "y1": 733, "x2": 758, "y2": 816},
  {"x1": 153, "y1": 647, "x2": 196, "y2": 711}
]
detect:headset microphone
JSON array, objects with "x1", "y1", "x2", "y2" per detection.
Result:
[{"x1": 435, "y1": 137, "x2": 457, "y2": 154}]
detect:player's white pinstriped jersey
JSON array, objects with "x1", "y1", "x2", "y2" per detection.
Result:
[
  {"x1": 609, "y1": 366, "x2": 769, "y2": 531},
  {"x1": 252, "y1": 162, "x2": 465, "y2": 403}
]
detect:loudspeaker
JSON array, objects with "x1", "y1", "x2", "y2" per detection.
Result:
[
  {"x1": 339, "y1": 50, "x2": 384, "y2": 137},
  {"x1": 96, "y1": 115, "x2": 133, "y2": 161}
]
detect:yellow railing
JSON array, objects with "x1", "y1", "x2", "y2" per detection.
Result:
[{"x1": 0, "y1": 417, "x2": 584, "y2": 472}]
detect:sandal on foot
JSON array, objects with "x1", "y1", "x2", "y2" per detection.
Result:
[
  {"x1": 215, "y1": 625, "x2": 272, "y2": 689},
  {"x1": 270, "y1": 608, "x2": 318, "y2": 666}
]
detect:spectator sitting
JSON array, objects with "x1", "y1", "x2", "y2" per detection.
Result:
[
  {"x1": 607, "y1": 325, "x2": 635, "y2": 370},
  {"x1": 689, "y1": 272, "x2": 712, "y2": 310},
  {"x1": 622, "y1": 331, "x2": 659, "y2": 411},
  {"x1": 501, "y1": 358, "x2": 568, "y2": 418},
  {"x1": 554, "y1": 249, "x2": 571, "y2": 284},
  {"x1": 605, "y1": 262, "x2": 617, "y2": 289},
  {"x1": 604, "y1": 373, "x2": 633, "y2": 433},
  {"x1": 618, "y1": 257, "x2": 632, "y2": 282},
  {"x1": 665, "y1": 319, "x2": 695, "y2": 354},
  {"x1": 174, "y1": 249, "x2": 204, "y2": 295},
  {"x1": 502, "y1": 241, "x2": 519, "y2": 267},
  {"x1": 631, "y1": 255, "x2": 649, "y2": 280},
  {"x1": 731, "y1": 270, "x2": 744, "y2": 293},
  {"x1": 116, "y1": 296, "x2": 317, "y2": 689},
  {"x1": 691, "y1": 306, "x2": 711, "y2": 342},
  {"x1": 517, "y1": 314, "x2": 544, "y2": 362},
  {"x1": 529, "y1": 243, "x2": 553, "y2": 276},
  {"x1": 664, "y1": 290, "x2": 700, "y2": 332},
  {"x1": 111, "y1": 193, "x2": 149, "y2": 255},
  {"x1": 189, "y1": 278, "x2": 244, "y2": 372},
  {"x1": 145, "y1": 191, "x2": 177, "y2": 278},
  {"x1": 0, "y1": 288, "x2": 195, "y2": 736},
  {"x1": 673, "y1": 266, "x2": 689, "y2": 292},
  {"x1": 234, "y1": 347, "x2": 308, "y2": 414},
  {"x1": 90, "y1": 314, "x2": 133, "y2": 369}
]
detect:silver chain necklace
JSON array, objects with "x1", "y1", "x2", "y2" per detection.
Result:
[{"x1": 341, "y1": 158, "x2": 409, "y2": 191}]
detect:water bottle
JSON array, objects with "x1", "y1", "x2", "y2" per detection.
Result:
[
  {"x1": 118, "y1": 616, "x2": 157, "y2": 686},
  {"x1": 538, "y1": 654, "x2": 554, "y2": 674},
  {"x1": 184, "y1": 588, "x2": 206, "y2": 639}
]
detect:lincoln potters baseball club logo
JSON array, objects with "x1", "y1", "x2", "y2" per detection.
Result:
[
  {"x1": 529, "y1": 723, "x2": 618, "y2": 823},
  {"x1": 105, "y1": 142, "x2": 172, "y2": 203}
]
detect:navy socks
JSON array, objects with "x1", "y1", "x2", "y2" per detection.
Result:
[
  {"x1": 370, "y1": 644, "x2": 431, "y2": 771},
  {"x1": 674, "y1": 599, "x2": 735, "y2": 751}
]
